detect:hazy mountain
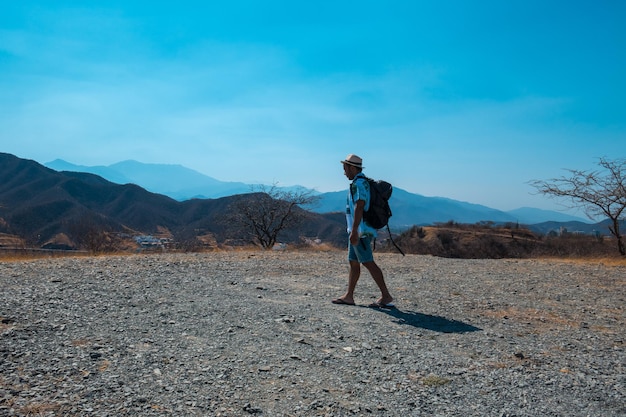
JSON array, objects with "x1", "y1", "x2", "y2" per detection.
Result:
[
  {"x1": 314, "y1": 188, "x2": 517, "y2": 228},
  {"x1": 506, "y1": 207, "x2": 591, "y2": 225},
  {"x1": 46, "y1": 159, "x2": 133, "y2": 184},
  {"x1": 44, "y1": 158, "x2": 592, "y2": 226},
  {"x1": 3, "y1": 153, "x2": 345, "y2": 247},
  {"x1": 312, "y1": 189, "x2": 591, "y2": 227},
  {"x1": 46, "y1": 159, "x2": 252, "y2": 199},
  {"x1": 527, "y1": 219, "x2": 618, "y2": 236}
]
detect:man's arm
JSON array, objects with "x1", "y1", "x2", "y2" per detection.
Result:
[{"x1": 350, "y1": 199, "x2": 365, "y2": 245}]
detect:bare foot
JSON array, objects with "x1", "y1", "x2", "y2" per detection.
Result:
[
  {"x1": 331, "y1": 297, "x2": 355, "y2": 306},
  {"x1": 376, "y1": 297, "x2": 394, "y2": 305}
]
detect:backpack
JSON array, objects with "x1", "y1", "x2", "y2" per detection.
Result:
[
  {"x1": 359, "y1": 177, "x2": 393, "y2": 229},
  {"x1": 352, "y1": 176, "x2": 404, "y2": 255}
]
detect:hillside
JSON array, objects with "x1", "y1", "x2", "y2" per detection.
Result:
[
  {"x1": 0, "y1": 153, "x2": 345, "y2": 249},
  {"x1": 393, "y1": 222, "x2": 623, "y2": 259},
  {"x1": 44, "y1": 159, "x2": 592, "y2": 225},
  {"x1": 2, "y1": 153, "x2": 622, "y2": 257}
]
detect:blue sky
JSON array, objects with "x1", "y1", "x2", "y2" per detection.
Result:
[{"x1": 1, "y1": 1, "x2": 624, "y2": 214}]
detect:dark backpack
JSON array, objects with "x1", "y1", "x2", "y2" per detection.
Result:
[
  {"x1": 360, "y1": 177, "x2": 393, "y2": 229},
  {"x1": 352, "y1": 176, "x2": 404, "y2": 255}
]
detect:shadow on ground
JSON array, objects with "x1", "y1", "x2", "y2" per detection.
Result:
[{"x1": 371, "y1": 307, "x2": 482, "y2": 333}]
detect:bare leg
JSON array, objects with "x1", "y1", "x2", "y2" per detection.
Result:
[
  {"x1": 333, "y1": 260, "x2": 361, "y2": 305},
  {"x1": 363, "y1": 261, "x2": 393, "y2": 305}
]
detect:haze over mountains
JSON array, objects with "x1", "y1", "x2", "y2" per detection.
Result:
[
  {"x1": 45, "y1": 158, "x2": 591, "y2": 227},
  {"x1": 0, "y1": 152, "x2": 614, "y2": 253},
  {"x1": 0, "y1": 153, "x2": 346, "y2": 248}
]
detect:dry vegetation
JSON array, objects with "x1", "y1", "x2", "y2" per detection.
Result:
[
  {"x1": 0, "y1": 233, "x2": 23, "y2": 249},
  {"x1": 2, "y1": 221, "x2": 625, "y2": 264},
  {"x1": 390, "y1": 221, "x2": 625, "y2": 262}
]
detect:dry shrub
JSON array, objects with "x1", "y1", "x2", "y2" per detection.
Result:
[
  {"x1": 393, "y1": 223, "x2": 621, "y2": 259},
  {"x1": 532, "y1": 234, "x2": 615, "y2": 258}
]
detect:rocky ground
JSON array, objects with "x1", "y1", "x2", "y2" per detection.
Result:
[{"x1": 0, "y1": 250, "x2": 624, "y2": 416}]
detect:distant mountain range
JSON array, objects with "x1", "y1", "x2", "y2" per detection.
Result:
[
  {"x1": 0, "y1": 153, "x2": 345, "y2": 248},
  {"x1": 45, "y1": 159, "x2": 253, "y2": 200},
  {"x1": 45, "y1": 158, "x2": 593, "y2": 227}
]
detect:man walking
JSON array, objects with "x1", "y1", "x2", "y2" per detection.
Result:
[{"x1": 332, "y1": 154, "x2": 394, "y2": 308}]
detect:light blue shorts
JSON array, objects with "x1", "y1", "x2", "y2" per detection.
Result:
[{"x1": 348, "y1": 235, "x2": 374, "y2": 263}]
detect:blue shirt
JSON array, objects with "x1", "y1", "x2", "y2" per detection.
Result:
[{"x1": 346, "y1": 173, "x2": 377, "y2": 238}]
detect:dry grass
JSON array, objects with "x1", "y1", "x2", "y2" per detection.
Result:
[
  {"x1": 98, "y1": 359, "x2": 111, "y2": 372},
  {"x1": 71, "y1": 338, "x2": 91, "y2": 347},
  {"x1": 421, "y1": 374, "x2": 452, "y2": 386},
  {"x1": 3, "y1": 231, "x2": 625, "y2": 262},
  {"x1": 0, "y1": 249, "x2": 91, "y2": 262},
  {"x1": 0, "y1": 242, "x2": 338, "y2": 262},
  {"x1": 393, "y1": 223, "x2": 626, "y2": 260},
  {"x1": 537, "y1": 256, "x2": 626, "y2": 267},
  {"x1": 1, "y1": 316, "x2": 16, "y2": 336},
  {"x1": 17, "y1": 402, "x2": 62, "y2": 416},
  {"x1": 482, "y1": 307, "x2": 579, "y2": 332},
  {"x1": 0, "y1": 375, "x2": 62, "y2": 416}
]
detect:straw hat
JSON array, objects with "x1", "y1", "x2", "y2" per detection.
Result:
[{"x1": 341, "y1": 154, "x2": 363, "y2": 168}]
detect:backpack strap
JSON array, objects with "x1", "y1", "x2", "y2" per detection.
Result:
[
  {"x1": 371, "y1": 224, "x2": 405, "y2": 256},
  {"x1": 349, "y1": 174, "x2": 369, "y2": 203},
  {"x1": 386, "y1": 223, "x2": 405, "y2": 256}
]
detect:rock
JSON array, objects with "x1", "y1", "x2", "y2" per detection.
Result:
[{"x1": 0, "y1": 252, "x2": 624, "y2": 416}]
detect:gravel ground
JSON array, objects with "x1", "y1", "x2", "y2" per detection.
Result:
[{"x1": 1, "y1": 251, "x2": 624, "y2": 416}]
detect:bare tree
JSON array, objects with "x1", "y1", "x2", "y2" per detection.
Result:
[
  {"x1": 529, "y1": 157, "x2": 626, "y2": 255},
  {"x1": 68, "y1": 214, "x2": 118, "y2": 254},
  {"x1": 229, "y1": 184, "x2": 320, "y2": 249}
]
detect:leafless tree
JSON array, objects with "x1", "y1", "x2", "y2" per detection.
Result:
[
  {"x1": 68, "y1": 214, "x2": 117, "y2": 254},
  {"x1": 229, "y1": 184, "x2": 320, "y2": 249},
  {"x1": 529, "y1": 157, "x2": 626, "y2": 255}
]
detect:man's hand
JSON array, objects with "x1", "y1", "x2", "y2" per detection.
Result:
[{"x1": 349, "y1": 229, "x2": 359, "y2": 246}]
